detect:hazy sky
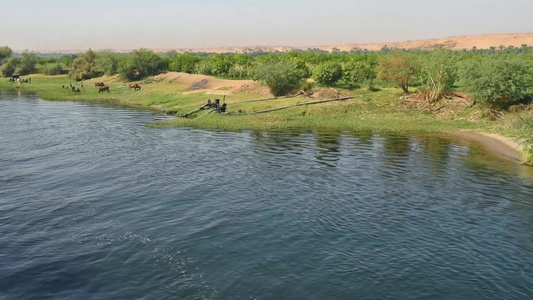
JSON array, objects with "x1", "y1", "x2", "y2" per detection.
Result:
[{"x1": 1, "y1": 0, "x2": 532, "y2": 51}]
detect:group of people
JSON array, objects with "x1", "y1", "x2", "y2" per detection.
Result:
[
  {"x1": 62, "y1": 82, "x2": 84, "y2": 93},
  {"x1": 9, "y1": 76, "x2": 31, "y2": 84}
]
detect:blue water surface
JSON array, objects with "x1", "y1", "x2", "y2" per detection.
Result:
[{"x1": 0, "y1": 91, "x2": 532, "y2": 299}]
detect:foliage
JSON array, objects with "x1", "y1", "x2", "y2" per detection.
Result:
[
  {"x1": 0, "y1": 46, "x2": 13, "y2": 65},
  {"x1": 69, "y1": 49, "x2": 101, "y2": 81},
  {"x1": 119, "y1": 48, "x2": 167, "y2": 80},
  {"x1": 95, "y1": 50, "x2": 120, "y2": 76},
  {"x1": 458, "y1": 56, "x2": 533, "y2": 108},
  {"x1": 517, "y1": 115, "x2": 533, "y2": 165},
  {"x1": 252, "y1": 60, "x2": 306, "y2": 96},
  {"x1": 377, "y1": 50, "x2": 420, "y2": 93},
  {"x1": 312, "y1": 61, "x2": 343, "y2": 85},
  {"x1": 170, "y1": 53, "x2": 202, "y2": 74},
  {"x1": 39, "y1": 63, "x2": 64, "y2": 75},
  {"x1": 0, "y1": 57, "x2": 19, "y2": 77},
  {"x1": 17, "y1": 50, "x2": 38, "y2": 75},
  {"x1": 419, "y1": 49, "x2": 458, "y2": 102},
  {"x1": 343, "y1": 60, "x2": 377, "y2": 90}
]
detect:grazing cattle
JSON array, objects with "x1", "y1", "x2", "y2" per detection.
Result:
[
  {"x1": 129, "y1": 83, "x2": 142, "y2": 91},
  {"x1": 95, "y1": 82, "x2": 105, "y2": 88},
  {"x1": 98, "y1": 86, "x2": 110, "y2": 93}
]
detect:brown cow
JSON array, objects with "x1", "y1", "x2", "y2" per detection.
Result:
[
  {"x1": 98, "y1": 86, "x2": 110, "y2": 93},
  {"x1": 129, "y1": 83, "x2": 142, "y2": 91},
  {"x1": 95, "y1": 82, "x2": 105, "y2": 88}
]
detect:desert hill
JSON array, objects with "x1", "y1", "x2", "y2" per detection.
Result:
[
  {"x1": 32, "y1": 32, "x2": 533, "y2": 54},
  {"x1": 151, "y1": 33, "x2": 533, "y2": 53}
]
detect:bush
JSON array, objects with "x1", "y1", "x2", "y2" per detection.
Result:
[
  {"x1": 0, "y1": 57, "x2": 19, "y2": 77},
  {"x1": 40, "y1": 63, "x2": 64, "y2": 75},
  {"x1": 458, "y1": 56, "x2": 533, "y2": 108},
  {"x1": 377, "y1": 50, "x2": 420, "y2": 93},
  {"x1": 419, "y1": 49, "x2": 458, "y2": 102},
  {"x1": 252, "y1": 60, "x2": 306, "y2": 96},
  {"x1": 343, "y1": 60, "x2": 377, "y2": 90},
  {"x1": 312, "y1": 62, "x2": 343, "y2": 85},
  {"x1": 0, "y1": 46, "x2": 13, "y2": 65},
  {"x1": 119, "y1": 48, "x2": 167, "y2": 80},
  {"x1": 18, "y1": 50, "x2": 38, "y2": 75},
  {"x1": 170, "y1": 53, "x2": 201, "y2": 74},
  {"x1": 69, "y1": 49, "x2": 101, "y2": 81},
  {"x1": 95, "y1": 50, "x2": 120, "y2": 76}
]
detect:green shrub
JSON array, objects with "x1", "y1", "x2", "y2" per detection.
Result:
[
  {"x1": 312, "y1": 61, "x2": 343, "y2": 85},
  {"x1": 40, "y1": 63, "x2": 64, "y2": 75},
  {"x1": 15, "y1": 50, "x2": 38, "y2": 75},
  {"x1": 95, "y1": 50, "x2": 120, "y2": 76},
  {"x1": 458, "y1": 56, "x2": 533, "y2": 108},
  {"x1": 170, "y1": 53, "x2": 201, "y2": 74},
  {"x1": 419, "y1": 49, "x2": 458, "y2": 102},
  {"x1": 343, "y1": 60, "x2": 377, "y2": 90},
  {"x1": 377, "y1": 50, "x2": 420, "y2": 93},
  {"x1": 119, "y1": 48, "x2": 167, "y2": 81},
  {"x1": 252, "y1": 60, "x2": 306, "y2": 96},
  {"x1": 0, "y1": 57, "x2": 18, "y2": 77},
  {"x1": 69, "y1": 49, "x2": 101, "y2": 81},
  {"x1": 0, "y1": 46, "x2": 13, "y2": 65}
]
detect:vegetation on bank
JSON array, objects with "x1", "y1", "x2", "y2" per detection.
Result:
[{"x1": 0, "y1": 44, "x2": 532, "y2": 165}]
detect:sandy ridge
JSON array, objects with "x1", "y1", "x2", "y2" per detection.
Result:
[{"x1": 30, "y1": 32, "x2": 533, "y2": 54}]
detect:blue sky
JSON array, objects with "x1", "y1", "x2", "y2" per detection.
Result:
[{"x1": 1, "y1": 0, "x2": 532, "y2": 51}]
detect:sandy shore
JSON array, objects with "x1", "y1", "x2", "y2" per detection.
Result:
[{"x1": 451, "y1": 131, "x2": 523, "y2": 162}]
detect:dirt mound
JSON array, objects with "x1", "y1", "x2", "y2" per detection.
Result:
[
  {"x1": 152, "y1": 72, "x2": 272, "y2": 96},
  {"x1": 190, "y1": 79, "x2": 209, "y2": 91}
]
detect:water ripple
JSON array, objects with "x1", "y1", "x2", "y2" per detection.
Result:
[{"x1": 1, "y1": 93, "x2": 532, "y2": 299}]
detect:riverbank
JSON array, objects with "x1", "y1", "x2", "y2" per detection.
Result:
[
  {"x1": 451, "y1": 131, "x2": 524, "y2": 162},
  {"x1": 1, "y1": 73, "x2": 531, "y2": 165}
]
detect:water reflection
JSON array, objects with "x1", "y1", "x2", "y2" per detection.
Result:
[
  {"x1": 1, "y1": 95, "x2": 532, "y2": 299},
  {"x1": 313, "y1": 130, "x2": 341, "y2": 167}
]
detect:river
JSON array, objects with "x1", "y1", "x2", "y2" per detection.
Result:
[{"x1": 1, "y1": 91, "x2": 532, "y2": 299}]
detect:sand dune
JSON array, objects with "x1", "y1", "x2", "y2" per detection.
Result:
[
  {"x1": 34, "y1": 32, "x2": 533, "y2": 54},
  {"x1": 156, "y1": 32, "x2": 533, "y2": 53}
]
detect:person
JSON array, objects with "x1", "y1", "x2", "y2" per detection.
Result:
[
  {"x1": 80, "y1": 82, "x2": 84, "y2": 91},
  {"x1": 219, "y1": 103, "x2": 227, "y2": 113},
  {"x1": 17, "y1": 77, "x2": 21, "y2": 85}
]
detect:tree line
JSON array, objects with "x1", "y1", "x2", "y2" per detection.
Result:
[{"x1": 1, "y1": 45, "x2": 532, "y2": 109}]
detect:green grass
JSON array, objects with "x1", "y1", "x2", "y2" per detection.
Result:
[{"x1": 2, "y1": 73, "x2": 532, "y2": 165}]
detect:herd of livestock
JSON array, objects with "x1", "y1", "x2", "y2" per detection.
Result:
[
  {"x1": 60, "y1": 81, "x2": 142, "y2": 93},
  {"x1": 9, "y1": 75, "x2": 143, "y2": 94}
]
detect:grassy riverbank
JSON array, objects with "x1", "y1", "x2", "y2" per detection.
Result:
[{"x1": 1, "y1": 73, "x2": 532, "y2": 165}]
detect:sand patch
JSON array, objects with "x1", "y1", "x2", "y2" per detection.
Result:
[
  {"x1": 451, "y1": 131, "x2": 523, "y2": 162},
  {"x1": 152, "y1": 72, "x2": 272, "y2": 97}
]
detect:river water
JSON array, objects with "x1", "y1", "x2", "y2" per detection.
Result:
[{"x1": 1, "y1": 91, "x2": 532, "y2": 299}]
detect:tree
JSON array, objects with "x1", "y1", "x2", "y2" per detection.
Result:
[
  {"x1": 0, "y1": 57, "x2": 19, "y2": 77},
  {"x1": 419, "y1": 49, "x2": 458, "y2": 102},
  {"x1": 312, "y1": 61, "x2": 343, "y2": 85},
  {"x1": 377, "y1": 50, "x2": 420, "y2": 93},
  {"x1": 0, "y1": 46, "x2": 12, "y2": 65},
  {"x1": 95, "y1": 50, "x2": 120, "y2": 76},
  {"x1": 170, "y1": 53, "x2": 201, "y2": 74},
  {"x1": 39, "y1": 63, "x2": 64, "y2": 75},
  {"x1": 119, "y1": 48, "x2": 167, "y2": 80},
  {"x1": 69, "y1": 49, "x2": 101, "y2": 81},
  {"x1": 252, "y1": 60, "x2": 306, "y2": 96},
  {"x1": 18, "y1": 50, "x2": 38, "y2": 75},
  {"x1": 458, "y1": 55, "x2": 533, "y2": 108}
]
